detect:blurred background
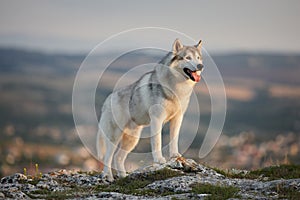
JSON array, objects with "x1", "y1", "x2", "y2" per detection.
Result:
[{"x1": 0, "y1": 0, "x2": 300, "y2": 177}]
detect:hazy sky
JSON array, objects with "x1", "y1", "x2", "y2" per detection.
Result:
[{"x1": 0, "y1": 0, "x2": 299, "y2": 53}]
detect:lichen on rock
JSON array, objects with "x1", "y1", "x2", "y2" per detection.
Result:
[{"x1": 0, "y1": 157, "x2": 299, "y2": 199}]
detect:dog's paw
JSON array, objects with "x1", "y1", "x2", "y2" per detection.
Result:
[
  {"x1": 116, "y1": 171, "x2": 127, "y2": 178},
  {"x1": 170, "y1": 152, "x2": 182, "y2": 158},
  {"x1": 154, "y1": 156, "x2": 166, "y2": 164},
  {"x1": 101, "y1": 172, "x2": 114, "y2": 182}
]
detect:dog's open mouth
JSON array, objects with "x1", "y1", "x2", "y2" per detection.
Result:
[{"x1": 183, "y1": 68, "x2": 201, "y2": 82}]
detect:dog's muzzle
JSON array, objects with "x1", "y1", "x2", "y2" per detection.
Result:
[
  {"x1": 183, "y1": 68, "x2": 202, "y2": 82},
  {"x1": 183, "y1": 62, "x2": 204, "y2": 82}
]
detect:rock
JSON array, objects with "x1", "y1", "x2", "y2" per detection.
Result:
[
  {"x1": 146, "y1": 175, "x2": 198, "y2": 192},
  {"x1": 85, "y1": 192, "x2": 141, "y2": 200},
  {"x1": 0, "y1": 173, "x2": 27, "y2": 184},
  {"x1": 6, "y1": 190, "x2": 28, "y2": 199},
  {"x1": 0, "y1": 157, "x2": 299, "y2": 199},
  {"x1": 82, "y1": 192, "x2": 209, "y2": 200},
  {"x1": 36, "y1": 179, "x2": 62, "y2": 192}
]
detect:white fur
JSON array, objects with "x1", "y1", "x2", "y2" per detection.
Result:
[{"x1": 97, "y1": 39, "x2": 203, "y2": 181}]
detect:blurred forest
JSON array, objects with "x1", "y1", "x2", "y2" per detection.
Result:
[{"x1": 0, "y1": 48, "x2": 299, "y2": 177}]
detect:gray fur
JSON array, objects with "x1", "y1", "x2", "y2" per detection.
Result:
[{"x1": 97, "y1": 39, "x2": 204, "y2": 181}]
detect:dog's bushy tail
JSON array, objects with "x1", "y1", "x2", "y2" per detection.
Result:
[{"x1": 96, "y1": 128, "x2": 106, "y2": 160}]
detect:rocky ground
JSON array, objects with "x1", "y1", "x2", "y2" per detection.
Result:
[{"x1": 0, "y1": 157, "x2": 299, "y2": 199}]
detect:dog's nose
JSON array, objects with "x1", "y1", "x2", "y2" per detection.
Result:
[{"x1": 197, "y1": 64, "x2": 204, "y2": 71}]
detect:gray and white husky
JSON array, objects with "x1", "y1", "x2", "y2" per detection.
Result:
[{"x1": 97, "y1": 38, "x2": 204, "y2": 181}]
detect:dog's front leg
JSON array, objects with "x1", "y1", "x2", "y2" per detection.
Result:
[
  {"x1": 169, "y1": 114, "x2": 183, "y2": 158},
  {"x1": 150, "y1": 118, "x2": 166, "y2": 163},
  {"x1": 149, "y1": 105, "x2": 166, "y2": 164}
]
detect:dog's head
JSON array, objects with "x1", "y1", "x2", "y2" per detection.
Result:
[{"x1": 170, "y1": 39, "x2": 204, "y2": 83}]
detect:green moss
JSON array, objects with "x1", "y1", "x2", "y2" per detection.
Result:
[
  {"x1": 27, "y1": 178, "x2": 41, "y2": 186},
  {"x1": 211, "y1": 167, "x2": 251, "y2": 179},
  {"x1": 191, "y1": 183, "x2": 240, "y2": 200},
  {"x1": 273, "y1": 183, "x2": 300, "y2": 200},
  {"x1": 27, "y1": 189, "x2": 71, "y2": 199},
  {"x1": 19, "y1": 176, "x2": 41, "y2": 186},
  {"x1": 96, "y1": 167, "x2": 183, "y2": 196},
  {"x1": 212, "y1": 164, "x2": 300, "y2": 180},
  {"x1": 211, "y1": 167, "x2": 230, "y2": 177},
  {"x1": 249, "y1": 164, "x2": 300, "y2": 180},
  {"x1": 27, "y1": 186, "x2": 95, "y2": 200}
]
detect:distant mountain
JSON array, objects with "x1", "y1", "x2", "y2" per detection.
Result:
[
  {"x1": 212, "y1": 53, "x2": 300, "y2": 85},
  {"x1": 0, "y1": 48, "x2": 84, "y2": 74},
  {"x1": 0, "y1": 47, "x2": 299, "y2": 138}
]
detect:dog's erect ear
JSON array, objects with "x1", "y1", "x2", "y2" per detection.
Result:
[
  {"x1": 195, "y1": 40, "x2": 202, "y2": 50},
  {"x1": 173, "y1": 38, "x2": 183, "y2": 54}
]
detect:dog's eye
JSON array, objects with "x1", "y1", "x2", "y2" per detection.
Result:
[
  {"x1": 185, "y1": 56, "x2": 191, "y2": 60},
  {"x1": 197, "y1": 56, "x2": 200, "y2": 60}
]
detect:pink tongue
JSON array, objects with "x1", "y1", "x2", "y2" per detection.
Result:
[{"x1": 191, "y1": 71, "x2": 201, "y2": 82}]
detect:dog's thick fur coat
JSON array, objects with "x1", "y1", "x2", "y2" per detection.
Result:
[{"x1": 97, "y1": 39, "x2": 204, "y2": 181}]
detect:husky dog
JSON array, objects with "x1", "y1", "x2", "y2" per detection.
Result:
[{"x1": 97, "y1": 39, "x2": 204, "y2": 181}]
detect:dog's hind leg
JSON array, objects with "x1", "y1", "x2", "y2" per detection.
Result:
[
  {"x1": 114, "y1": 124, "x2": 142, "y2": 178},
  {"x1": 102, "y1": 126, "x2": 122, "y2": 182},
  {"x1": 96, "y1": 127, "x2": 106, "y2": 160}
]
